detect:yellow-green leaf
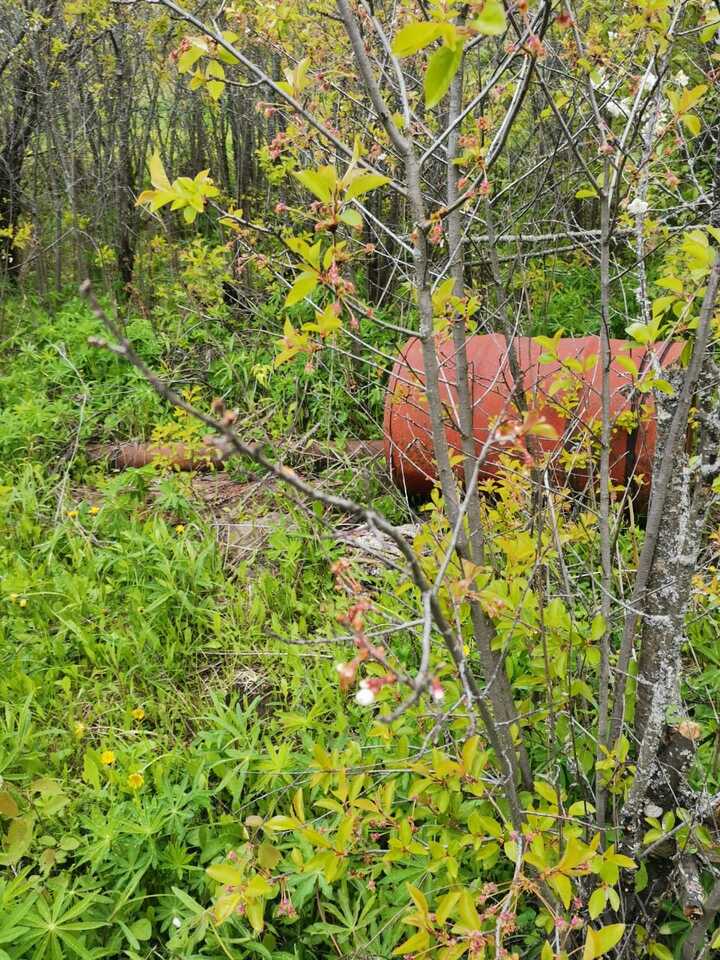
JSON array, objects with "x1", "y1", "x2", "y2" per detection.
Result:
[
  {"x1": 293, "y1": 166, "x2": 337, "y2": 202},
  {"x1": 424, "y1": 44, "x2": 463, "y2": 109},
  {"x1": 178, "y1": 44, "x2": 205, "y2": 73},
  {"x1": 392, "y1": 21, "x2": 444, "y2": 57},
  {"x1": 588, "y1": 886, "x2": 606, "y2": 920},
  {"x1": 0, "y1": 791, "x2": 18, "y2": 818},
  {"x1": 407, "y1": 883, "x2": 429, "y2": 916},
  {"x1": 149, "y1": 152, "x2": 171, "y2": 191},
  {"x1": 583, "y1": 923, "x2": 625, "y2": 960},
  {"x1": 340, "y1": 208, "x2": 363, "y2": 229},
  {"x1": 345, "y1": 172, "x2": 389, "y2": 201},
  {"x1": 246, "y1": 898, "x2": 265, "y2": 933},
  {"x1": 286, "y1": 271, "x2": 318, "y2": 307},
  {"x1": 550, "y1": 872, "x2": 572, "y2": 909},
  {"x1": 264, "y1": 815, "x2": 300, "y2": 831},
  {"x1": 392, "y1": 930, "x2": 430, "y2": 956},
  {"x1": 257, "y1": 842, "x2": 281, "y2": 870},
  {"x1": 207, "y1": 863, "x2": 245, "y2": 885},
  {"x1": 470, "y1": 0, "x2": 507, "y2": 35}
]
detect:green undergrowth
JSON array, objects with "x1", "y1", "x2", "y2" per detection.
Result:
[
  {"x1": 0, "y1": 293, "x2": 410, "y2": 957},
  {"x1": 1, "y1": 292, "x2": 720, "y2": 959}
]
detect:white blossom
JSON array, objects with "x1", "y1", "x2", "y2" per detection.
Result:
[
  {"x1": 172, "y1": 917, "x2": 182, "y2": 929},
  {"x1": 355, "y1": 686, "x2": 375, "y2": 707},
  {"x1": 605, "y1": 98, "x2": 629, "y2": 119},
  {"x1": 627, "y1": 197, "x2": 649, "y2": 216},
  {"x1": 674, "y1": 70, "x2": 689, "y2": 88},
  {"x1": 640, "y1": 72, "x2": 657, "y2": 93}
]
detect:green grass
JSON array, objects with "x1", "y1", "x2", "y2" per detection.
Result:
[{"x1": 0, "y1": 291, "x2": 401, "y2": 957}]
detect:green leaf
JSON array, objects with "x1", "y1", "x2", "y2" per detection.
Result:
[
  {"x1": 285, "y1": 271, "x2": 318, "y2": 307},
  {"x1": 470, "y1": 0, "x2": 507, "y2": 36},
  {"x1": 130, "y1": 918, "x2": 152, "y2": 941},
  {"x1": 588, "y1": 887, "x2": 606, "y2": 920},
  {"x1": 340, "y1": 208, "x2": 363, "y2": 229},
  {"x1": 293, "y1": 167, "x2": 337, "y2": 202},
  {"x1": 178, "y1": 45, "x2": 205, "y2": 73},
  {"x1": 0, "y1": 791, "x2": 18, "y2": 818},
  {"x1": 264, "y1": 815, "x2": 300, "y2": 831},
  {"x1": 407, "y1": 883, "x2": 429, "y2": 915},
  {"x1": 149, "y1": 152, "x2": 171, "y2": 190},
  {"x1": 583, "y1": 923, "x2": 625, "y2": 960},
  {"x1": 627, "y1": 320, "x2": 660, "y2": 345},
  {"x1": 590, "y1": 614, "x2": 606, "y2": 641},
  {"x1": 344, "y1": 173, "x2": 389, "y2": 200},
  {"x1": 392, "y1": 21, "x2": 443, "y2": 56},
  {"x1": 424, "y1": 44, "x2": 463, "y2": 109},
  {"x1": 207, "y1": 863, "x2": 245, "y2": 885},
  {"x1": 246, "y1": 874, "x2": 275, "y2": 898},
  {"x1": 207, "y1": 60, "x2": 225, "y2": 100},
  {"x1": 436, "y1": 890, "x2": 460, "y2": 924},
  {"x1": 657, "y1": 275, "x2": 683, "y2": 293},
  {"x1": 635, "y1": 861, "x2": 648, "y2": 893},
  {"x1": 393, "y1": 931, "x2": 430, "y2": 956},
  {"x1": 615, "y1": 355, "x2": 638, "y2": 376},
  {"x1": 649, "y1": 944, "x2": 674, "y2": 960},
  {"x1": 682, "y1": 113, "x2": 700, "y2": 136},
  {"x1": 576, "y1": 187, "x2": 598, "y2": 199},
  {"x1": 535, "y1": 780, "x2": 559, "y2": 805},
  {"x1": 550, "y1": 872, "x2": 572, "y2": 909},
  {"x1": 0, "y1": 816, "x2": 33, "y2": 865},
  {"x1": 257, "y1": 842, "x2": 281, "y2": 870},
  {"x1": 246, "y1": 898, "x2": 266, "y2": 933},
  {"x1": 456, "y1": 888, "x2": 482, "y2": 929}
]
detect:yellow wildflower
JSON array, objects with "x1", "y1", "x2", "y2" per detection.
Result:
[
  {"x1": 127, "y1": 772, "x2": 144, "y2": 790},
  {"x1": 89, "y1": 506, "x2": 100, "y2": 515},
  {"x1": 67, "y1": 509, "x2": 78, "y2": 518},
  {"x1": 100, "y1": 750, "x2": 116, "y2": 766},
  {"x1": 131, "y1": 707, "x2": 145, "y2": 721},
  {"x1": 9, "y1": 593, "x2": 18, "y2": 602},
  {"x1": 18, "y1": 598, "x2": 27, "y2": 608},
  {"x1": 74, "y1": 721, "x2": 87, "y2": 738},
  {"x1": 175, "y1": 524, "x2": 185, "y2": 534}
]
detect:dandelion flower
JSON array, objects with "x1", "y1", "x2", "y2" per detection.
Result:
[
  {"x1": 100, "y1": 750, "x2": 116, "y2": 766},
  {"x1": 175, "y1": 524, "x2": 185, "y2": 534},
  {"x1": 89, "y1": 506, "x2": 100, "y2": 515},
  {"x1": 67, "y1": 510, "x2": 78, "y2": 519},
  {"x1": 131, "y1": 707, "x2": 145, "y2": 721},
  {"x1": 127, "y1": 771, "x2": 144, "y2": 790}
]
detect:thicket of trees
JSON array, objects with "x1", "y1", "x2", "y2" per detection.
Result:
[{"x1": 2, "y1": 0, "x2": 720, "y2": 957}]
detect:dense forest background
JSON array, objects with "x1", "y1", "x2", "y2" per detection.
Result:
[{"x1": 1, "y1": 1, "x2": 720, "y2": 958}]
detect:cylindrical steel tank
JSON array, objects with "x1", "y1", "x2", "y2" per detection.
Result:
[{"x1": 383, "y1": 334, "x2": 684, "y2": 498}]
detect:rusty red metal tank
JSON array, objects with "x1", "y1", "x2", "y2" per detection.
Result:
[{"x1": 383, "y1": 334, "x2": 684, "y2": 498}]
